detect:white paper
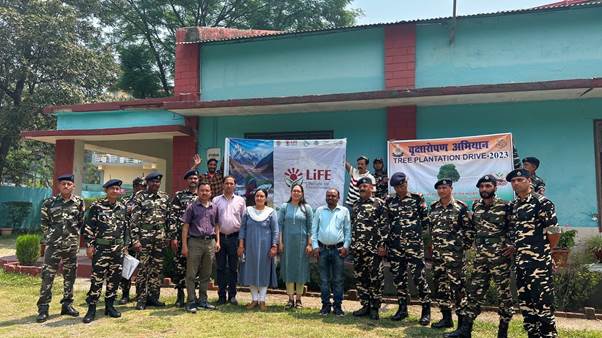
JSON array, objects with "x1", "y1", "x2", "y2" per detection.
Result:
[{"x1": 121, "y1": 254, "x2": 140, "y2": 279}]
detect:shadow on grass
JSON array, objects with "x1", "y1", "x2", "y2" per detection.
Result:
[{"x1": 0, "y1": 314, "x2": 39, "y2": 327}]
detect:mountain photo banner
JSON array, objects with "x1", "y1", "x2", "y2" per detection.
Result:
[
  {"x1": 224, "y1": 138, "x2": 347, "y2": 209},
  {"x1": 387, "y1": 133, "x2": 514, "y2": 206}
]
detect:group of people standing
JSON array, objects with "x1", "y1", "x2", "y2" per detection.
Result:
[{"x1": 33, "y1": 152, "x2": 556, "y2": 338}]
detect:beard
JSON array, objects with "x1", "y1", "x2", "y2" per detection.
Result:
[
  {"x1": 479, "y1": 191, "x2": 495, "y2": 199},
  {"x1": 189, "y1": 183, "x2": 198, "y2": 190}
]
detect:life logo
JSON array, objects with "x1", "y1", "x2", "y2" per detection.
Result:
[{"x1": 284, "y1": 168, "x2": 304, "y2": 187}]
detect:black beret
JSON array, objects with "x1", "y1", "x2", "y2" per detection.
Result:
[
  {"x1": 103, "y1": 179, "x2": 122, "y2": 189},
  {"x1": 356, "y1": 177, "x2": 373, "y2": 186},
  {"x1": 183, "y1": 169, "x2": 198, "y2": 179},
  {"x1": 476, "y1": 175, "x2": 497, "y2": 187},
  {"x1": 522, "y1": 157, "x2": 540, "y2": 168},
  {"x1": 390, "y1": 172, "x2": 407, "y2": 186},
  {"x1": 132, "y1": 177, "x2": 145, "y2": 186},
  {"x1": 434, "y1": 178, "x2": 453, "y2": 189},
  {"x1": 57, "y1": 174, "x2": 74, "y2": 182},
  {"x1": 145, "y1": 172, "x2": 163, "y2": 181},
  {"x1": 207, "y1": 158, "x2": 218, "y2": 164},
  {"x1": 506, "y1": 168, "x2": 531, "y2": 181},
  {"x1": 357, "y1": 155, "x2": 369, "y2": 163}
]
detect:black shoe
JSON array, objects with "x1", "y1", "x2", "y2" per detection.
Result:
[
  {"x1": 228, "y1": 297, "x2": 238, "y2": 305},
  {"x1": 175, "y1": 289, "x2": 185, "y2": 308},
  {"x1": 333, "y1": 305, "x2": 345, "y2": 317},
  {"x1": 36, "y1": 305, "x2": 49, "y2": 323},
  {"x1": 104, "y1": 299, "x2": 121, "y2": 318},
  {"x1": 390, "y1": 301, "x2": 408, "y2": 321},
  {"x1": 60, "y1": 303, "x2": 79, "y2": 317},
  {"x1": 118, "y1": 296, "x2": 130, "y2": 305},
  {"x1": 82, "y1": 304, "x2": 96, "y2": 324},
  {"x1": 419, "y1": 303, "x2": 431, "y2": 326},
  {"x1": 497, "y1": 319, "x2": 509, "y2": 338},
  {"x1": 352, "y1": 305, "x2": 370, "y2": 317},
  {"x1": 216, "y1": 297, "x2": 227, "y2": 305},
  {"x1": 320, "y1": 304, "x2": 331, "y2": 316},
  {"x1": 432, "y1": 308, "x2": 454, "y2": 329},
  {"x1": 146, "y1": 299, "x2": 166, "y2": 307},
  {"x1": 135, "y1": 302, "x2": 146, "y2": 310},
  {"x1": 444, "y1": 317, "x2": 473, "y2": 338},
  {"x1": 185, "y1": 302, "x2": 197, "y2": 313},
  {"x1": 197, "y1": 301, "x2": 217, "y2": 310},
  {"x1": 369, "y1": 308, "x2": 380, "y2": 320}
]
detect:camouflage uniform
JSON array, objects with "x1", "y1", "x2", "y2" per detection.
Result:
[
  {"x1": 428, "y1": 198, "x2": 474, "y2": 314},
  {"x1": 509, "y1": 192, "x2": 558, "y2": 337},
  {"x1": 373, "y1": 170, "x2": 389, "y2": 200},
  {"x1": 461, "y1": 197, "x2": 514, "y2": 323},
  {"x1": 37, "y1": 194, "x2": 85, "y2": 308},
  {"x1": 530, "y1": 174, "x2": 546, "y2": 195},
  {"x1": 118, "y1": 193, "x2": 138, "y2": 299},
  {"x1": 385, "y1": 192, "x2": 431, "y2": 305},
  {"x1": 351, "y1": 197, "x2": 388, "y2": 311},
  {"x1": 168, "y1": 189, "x2": 197, "y2": 290},
  {"x1": 84, "y1": 198, "x2": 129, "y2": 304},
  {"x1": 130, "y1": 190, "x2": 172, "y2": 305}
]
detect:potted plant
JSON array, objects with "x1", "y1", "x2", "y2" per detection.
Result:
[
  {"x1": 552, "y1": 229, "x2": 577, "y2": 267},
  {"x1": 546, "y1": 225, "x2": 561, "y2": 249},
  {"x1": 585, "y1": 235, "x2": 602, "y2": 263}
]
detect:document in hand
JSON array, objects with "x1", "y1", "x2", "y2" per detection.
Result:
[{"x1": 122, "y1": 254, "x2": 140, "y2": 279}]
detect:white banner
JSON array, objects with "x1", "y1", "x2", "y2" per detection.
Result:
[
  {"x1": 388, "y1": 133, "x2": 514, "y2": 205},
  {"x1": 273, "y1": 139, "x2": 347, "y2": 209}
]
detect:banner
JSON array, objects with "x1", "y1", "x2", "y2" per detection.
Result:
[
  {"x1": 225, "y1": 138, "x2": 347, "y2": 209},
  {"x1": 388, "y1": 133, "x2": 514, "y2": 205}
]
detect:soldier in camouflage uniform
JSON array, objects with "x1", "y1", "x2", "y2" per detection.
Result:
[
  {"x1": 372, "y1": 158, "x2": 389, "y2": 200},
  {"x1": 522, "y1": 157, "x2": 546, "y2": 195},
  {"x1": 36, "y1": 174, "x2": 85, "y2": 323},
  {"x1": 429, "y1": 179, "x2": 474, "y2": 330},
  {"x1": 82, "y1": 179, "x2": 129, "y2": 323},
  {"x1": 507, "y1": 168, "x2": 558, "y2": 338},
  {"x1": 385, "y1": 172, "x2": 432, "y2": 325},
  {"x1": 350, "y1": 176, "x2": 388, "y2": 320},
  {"x1": 131, "y1": 172, "x2": 176, "y2": 310},
  {"x1": 447, "y1": 175, "x2": 515, "y2": 338},
  {"x1": 168, "y1": 169, "x2": 199, "y2": 307},
  {"x1": 118, "y1": 176, "x2": 145, "y2": 304}
]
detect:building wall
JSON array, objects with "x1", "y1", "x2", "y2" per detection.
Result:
[
  {"x1": 100, "y1": 164, "x2": 167, "y2": 192},
  {"x1": 200, "y1": 28, "x2": 385, "y2": 101},
  {"x1": 415, "y1": 7, "x2": 602, "y2": 88},
  {"x1": 56, "y1": 110, "x2": 185, "y2": 130},
  {"x1": 197, "y1": 109, "x2": 387, "y2": 192},
  {"x1": 417, "y1": 98, "x2": 602, "y2": 228}
]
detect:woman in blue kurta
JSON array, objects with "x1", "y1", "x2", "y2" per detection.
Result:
[
  {"x1": 237, "y1": 189, "x2": 279, "y2": 311},
  {"x1": 278, "y1": 184, "x2": 313, "y2": 309}
]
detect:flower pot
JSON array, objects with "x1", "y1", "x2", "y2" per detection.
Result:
[
  {"x1": 0, "y1": 227, "x2": 12, "y2": 236},
  {"x1": 547, "y1": 232, "x2": 561, "y2": 249},
  {"x1": 551, "y1": 248, "x2": 569, "y2": 267}
]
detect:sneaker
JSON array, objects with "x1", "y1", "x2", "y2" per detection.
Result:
[
  {"x1": 319, "y1": 304, "x2": 331, "y2": 316},
  {"x1": 333, "y1": 306, "x2": 345, "y2": 317},
  {"x1": 228, "y1": 297, "x2": 238, "y2": 306},
  {"x1": 185, "y1": 302, "x2": 197, "y2": 313},
  {"x1": 197, "y1": 301, "x2": 217, "y2": 310}
]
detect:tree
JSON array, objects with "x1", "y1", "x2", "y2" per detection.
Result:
[
  {"x1": 0, "y1": 0, "x2": 118, "y2": 185},
  {"x1": 117, "y1": 45, "x2": 165, "y2": 98},
  {"x1": 97, "y1": 0, "x2": 361, "y2": 97},
  {"x1": 437, "y1": 164, "x2": 461, "y2": 182}
]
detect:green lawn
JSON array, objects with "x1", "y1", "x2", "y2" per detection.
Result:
[{"x1": 0, "y1": 270, "x2": 601, "y2": 337}]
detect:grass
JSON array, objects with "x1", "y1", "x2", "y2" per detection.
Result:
[{"x1": 0, "y1": 271, "x2": 601, "y2": 337}]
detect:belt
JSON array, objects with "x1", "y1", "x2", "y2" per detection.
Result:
[
  {"x1": 220, "y1": 231, "x2": 239, "y2": 239},
  {"x1": 95, "y1": 238, "x2": 124, "y2": 246},
  {"x1": 318, "y1": 241, "x2": 344, "y2": 249},
  {"x1": 140, "y1": 224, "x2": 162, "y2": 230},
  {"x1": 190, "y1": 235, "x2": 215, "y2": 240},
  {"x1": 475, "y1": 236, "x2": 504, "y2": 245}
]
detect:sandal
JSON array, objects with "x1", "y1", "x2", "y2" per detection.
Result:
[
  {"x1": 285, "y1": 299, "x2": 295, "y2": 309},
  {"x1": 295, "y1": 299, "x2": 303, "y2": 308}
]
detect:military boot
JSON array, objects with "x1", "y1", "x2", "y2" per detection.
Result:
[
  {"x1": 432, "y1": 307, "x2": 454, "y2": 329},
  {"x1": 390, "y1": 300, "x2": 408, "y2": 321},
  {"x1": 497, "y1": 319, "x2": 509, "y2": 338},
  {"x1": 175, "y1": 288, "x2": 185, "y2": 308},
  {"x1": 146, "y1": 298, "x2": 166, "y2": 307},
  {"x1": 369, "y1": 307, "x2": 380, "y2": 320},
  {"x1": 419, "y1": 303, "x2": 431, "y2": 326},
  {"x1": 104, "y1": 299, "x2": 121, "y2": 318},
  {"x1": 82, "y1": 304, "x2": 96, "y2": 324},
  {"x1": 60, "y1": 303, "x2": 80, "y2": 317},
  {"x1": 352, "y1": 304, "x2": 371, "y2": 317},
  {"x1": 36, "y1": 305, "x2": 49, "y2": 323},
  {"x1": 444, "y1": 317, "x2": 473, "y2": 338}
]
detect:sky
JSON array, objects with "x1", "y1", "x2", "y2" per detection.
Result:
[{"x1": 351, "y1": 0, "x2": 552, "y2": 24}]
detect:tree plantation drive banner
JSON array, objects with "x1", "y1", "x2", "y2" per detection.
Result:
[
  {"x1": 224, "y1": 138, "x2": 347, "y2": 209},
  {"x1": 388, "y1": 133, "x2": 514, "y2": 205}
]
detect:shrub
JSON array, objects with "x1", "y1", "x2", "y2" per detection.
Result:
[
  {"x1": 554, "y1": 249, "x2": 602, "y2": 311},
  {"x1": 585, "y1": 235, "x2": 602, "y2": 263},
  {"x1": 15, "y1": 234, "x2": 41, "y2": 266},
  {"x1": 3, "y1": 201, "x2": 33, "y2": 231},
  {"x1": 558, "y1": 229, "x2": 577, "y2": 249}
]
